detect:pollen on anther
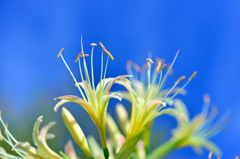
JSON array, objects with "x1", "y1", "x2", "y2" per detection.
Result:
[
  {"x1": 4, "y1": 123, "x2": 8, "y2": 135},
  {"x1": 80, "y1": 54, "x2": 89, "y2": 57},
  {"x1": 146, "y1": 58, "x2": 154, "y2": 64},
  {"x1": 90, "y1": 43, "x2": 97, "y2": 46},
  {"x1": 0, "y1": 129, "x2": 2, "y2": 141},
  {"x1": 208, "y1": 151, "x2": 213, "y2": 159},
  {"x1": 57, "y1": 48, "x2": 64, "y2": 58},
  {"x1": 75, "y1": 52, "x2": 83, "y2": 63},
  {"x1": 156, "y1": 64, "x2": 167, "y2": 73},
  {"x1": 99, "y1": 42, "x2": 114, "y2": 60},
  {"x1": 188, "y1": 71, "x2": 197, "y2": 81},
  {"x1": 174, "y1": 76, "x2": 186, "y2": 84}
]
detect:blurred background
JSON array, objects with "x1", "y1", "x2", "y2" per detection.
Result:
[{"x1": 0, "y1": 0, "x2": 239, "y2": 158}]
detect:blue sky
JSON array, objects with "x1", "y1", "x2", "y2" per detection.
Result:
[{"x1": 0, "y1": 1, "x2": 239, "y2": 158}]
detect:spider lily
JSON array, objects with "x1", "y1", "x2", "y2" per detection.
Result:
[
  {"x1": 54, "y1": 39, "x2": 130, "y2": 159},
  {"x1": 149, "y1": 95, "x2": 229, "y2": 159},
  {"x1": 0, "y1": 110, "x2": 63, "y2": 159},
  {"x1": 116, "y1": 51, "x2": 196, "y2": 158}
]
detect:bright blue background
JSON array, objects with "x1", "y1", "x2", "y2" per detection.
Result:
[{"x1": 0, "y1": 1, "x2": 239, "y2": 158}]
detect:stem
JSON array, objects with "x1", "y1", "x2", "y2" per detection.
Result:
[
  {"x1": 148, "y1": 139, "x2": 181, "y2": 159},
  {"x1": 98, "y1": 127, "x2": 109, "y2": 159}
]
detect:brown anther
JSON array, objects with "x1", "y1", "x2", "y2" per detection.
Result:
[
  {"x1": 75, "y1": 52, "x2": 83, "y2": 63},
  {"x1": 156, "y1": 64, "x2": 167, "y2": 73},
  {"x1": 235, "y1": 156, "x2": 239, "y2": 159},
  {"x1": 174, "y1": 76, "x2": 186, "y2": 84},
  {"x1": 203, "y1": 94, "x2": 211, "y2": 105},
  {"x1": 132, "y1": 63, "x2": 141, "y2": 72},
  {"x1": 208, "y1": 151, "x2": 213, "y2": 159},
  {"x1": 156, "y1": 61, "x2": 162, "y2": 71},
  {"x1": 80, "y1": 54, "x2": 89, "y2": 57},
  {"x1": 217, "y1": 156, "x2": 220, "y2": 159},
  {"x1": 147, "y1": 62, "x2": 151, "y2": 68},
  {"x1": 99, "y1": 42, "x2": 114, "y2": 60},
  {"x1": 57, "y1": 48, "x2": 64, "y2": 58},
  {"x1": 188, "y1": 71, "x2": 197, "y2": 81},
  {"x1": 90, "y1": 43, "x2": 97, "y2": 46},
  {"x1": 126, "y1": 60, "x2": 133, "y2": 70},
  {"x1": 0, "y1": 129, "x2": 2, "y2": 141},
  {"x1": 4, "y1": 123, "x2": 8, "y2": 135},
  {"x1": 146, "y1": 58, "x2": 154, "y2": 64}
]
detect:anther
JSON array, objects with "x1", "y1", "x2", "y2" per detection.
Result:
[
  {"x1": 4, "y1": 123, "x2": 8, "y2": 135},
  {"x1": 203, "y1": 94, "x2": 211, "y2": 105},
  {"x1": 188, "y1": 71, "x2": 197, "y2": 81},
  {"x1": 147, "y1": 62, "x2": 151, "y2": 68},
  {"x1": 126, "y1": 60, "x2": 133, "y2": 70},
  {"x1": 75, "y1": 52, "x2": 83, "y2": 63},
  {"x1": 174, "y1": 76, "x2": 186, "y2": 84},
  {"x1": 156, "y1": 61, "x2": 162, "y2": 71},
  {"x1": 0, "y1": 129, "x2": 2, "y2": 141},
  {"x1": 90, "y1": 43, "x2": 97, "y2": 46},
  {"x1": 57, "y1": 48, "x2": 64, "y2": 58},
  {"x1": 146, "y1": 58, "x2": 154, "y2": 64},
  {"x1": 80, "y1": 54, "x2": 89, "y2": 57},
  {"x1": 156, "y1": 64, "x2": 167, "y2": 73},
  {"x1": 208, "y1": 151, "x2": 213, "y2": 159},
  {"x1": 99, "y1": 42, "x2": 114, "y2": 60},
  {"x1": 132, "y1": 62, "x2": 141, "y2": 72}
]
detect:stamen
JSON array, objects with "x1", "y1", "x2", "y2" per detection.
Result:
[
  {"x1": 57, "y1": 48, "x2": 64, "y2": 58},
  {"x1": 141, "y1": 63, "x2": 148, "y2": 73},
  {"x1": 188, "y1": 71, "x2": 197, "y2": 81},
  {"x1": 0, "y1": 129, "x2": 2, "y2": 141},
  {"x1": 167, "y1": 64, "x2": 174, "y2": 75},
  {"x1": 156, "y1": 61, "x2": 162, "y2": 71},
  {"x1": 90, "y1": 43, "x2": 97, "y2": 46},
  {"x1": 133, "y1": 62, "x2": 141, "y2": 72},
  {"x1": 99, "y1": 42, "x2": 114, "y2": 60},
  {"x1": 156, "y1": 64, "x2": 167, "y2": 73},
  {"x1": 4, "y1": 123, "x2": 8, "y2": 135},
  {"x1": 208, "y1": 151, "x2": 213, "y2": 159},
  {"x1": 147, "y1": 62, "x2": 151, "y2": 68},
  {"x1": 217, "y1": 156, "x2": 220, "y2": 159},
  {"x1": 235, "y1": 156, "x2": 239, "y2": 159},
  {"x1": 126, "y1": 60, "x2": 133, "y2": 70},
  {"x1": 80, "y1": 54, "x2": 89, "y2": 57},
  {"x1": 174, "y1": 76, "x2": 186, "y2": 84},
  {"x1": 146, "y1": 58, "x2": 154, "y2": 64},
  {"x1": 75, "y1": 52, "x2": 83, "y2": 63},
  {"x1": 203, "y1": 94, "x2": 211, "y2": 105}
]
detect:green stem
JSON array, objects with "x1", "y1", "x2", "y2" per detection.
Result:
[
  {"x1": 148, "y1": 139, "x2": 181, "y2": 159},
  {"x1": 98, "y1": 128, "x2": 109, "y2": 159}
]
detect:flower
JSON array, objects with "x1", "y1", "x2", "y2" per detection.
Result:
[
  {"x1": 54, "y1": 38, "x2": 130, "y2": 159},
  {"x1": 0, "y1": 110, "x2": 63, "y2": 159},
  {"x1": 149, "y1": 95, "x2": 230, "y2": 158},
  {"x1": 116, "y1": 51, "x2": 196, "y2": 158}
]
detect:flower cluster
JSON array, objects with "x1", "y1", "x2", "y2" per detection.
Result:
[{"x1": 0, "y1": 39, "x2": 237, "y2": 159}]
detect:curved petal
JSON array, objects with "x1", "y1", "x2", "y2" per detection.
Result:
[
  {"x1": 32, "y1": 116, "x2": 63, "y2": 159},
  {"x1": 103, "y1": 75, "x2": 132, "y2": 95},
  {"x1": 154, "y1": 108, "x2": 188, "y2": 122},
  {"x1": 64, "y1": 141, "x2": 78, "y2": 159},
  {"x1": 54, "y1": 95, "x2": 94, "y2": 119},
  {"x1": 13, "y1": 142, "x2": 44, "y2": 159},
  {"x1": 99, "y1": 93, "x2": 122, "y2": 124}
]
